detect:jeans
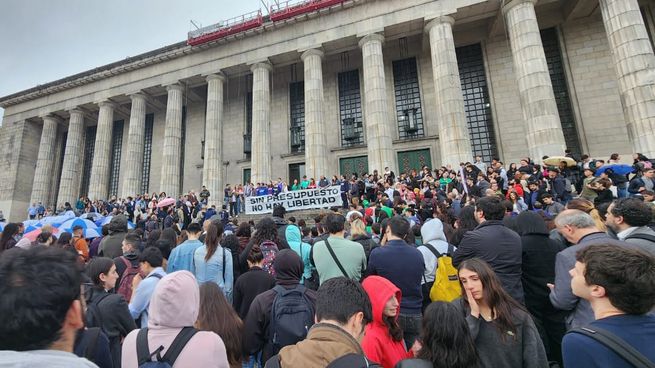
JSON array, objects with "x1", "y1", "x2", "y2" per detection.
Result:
[
  {"x1": 398, "y1": 313, "x2": 422, "y2": 350},
  {"x1": 617, "y1": 184, "x2": 628, "y2": 198},
  {"x1": 242, "y1": 352, "x2": 262, "y2": 368}
]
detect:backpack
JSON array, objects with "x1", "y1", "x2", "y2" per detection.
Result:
[
  {"x1": 265, "y1": 352, "x2": 381, "y2": 368},
  {"x1": 117, "y1": 257, "x2": 142, "y2": 302},
  {"x1": 268, "y1": 285, "x2": 315, "y2": 355},
  {"x1": 260, "y1": 241, "x2": 279, "y2": 277},
  {"x1": 564, "y1": 177, "x2": 573, "y2": 193},
  {"x1": 136, "y1": 327, "x2": 198, "y2": 368},
  {"x1": 625, "y1": 233, "x2": 655, "y2": 244},
  {"x1": 429, "y1": 244, "x2": 460, "y2": 302},
  {"x1": 85, "y1": 292, "x2": 111, "y2": 332}
]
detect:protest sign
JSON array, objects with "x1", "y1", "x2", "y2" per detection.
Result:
[{"x1": 245, "y1": 186, "x2": 341, "y2": 214}]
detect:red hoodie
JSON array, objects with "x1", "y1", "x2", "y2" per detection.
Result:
[{"x1": 361, "y1": 276, "x2": 413, "y2": 368}]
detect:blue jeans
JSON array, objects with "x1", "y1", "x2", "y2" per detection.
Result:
[
  {"x1": 617, "y1": 185, "x2": 628, "y2": 198},
  {"x1": 242, "y1": 352, "x2": 262, "y2": 368}
]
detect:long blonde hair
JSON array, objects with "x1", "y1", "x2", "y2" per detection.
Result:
[
  {"x1": 566, "y1": 198, "x2": 607, "y2": 231},
  {"x1": 350, "y1": 217, "x2": 368, "y2": 238}
]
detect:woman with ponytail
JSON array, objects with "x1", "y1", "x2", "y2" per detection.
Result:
[{"x1": 566, "y1": 198, "x2": 606, "y2": 232}]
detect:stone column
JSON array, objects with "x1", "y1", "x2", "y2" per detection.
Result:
[
  {"x1": 30, "y1": 115, "x2": 60, "y2": 206},
  {"x1": 359, "y1": 33, "x2": 395, "y2": 173},
  {"x1": 503, "y1": 0, "x2": 567, "y2": 159},
  {"x1": 250, "y1": 62, "x2": 272, "y2": 184},
  {"x1": 57, "y1": 109, "x2": 85, "y2": 206},
  {"x1": 600, "y1": 0, "x2": 655, "y2": 157},
  {"x1": 426, "y1": 16, "x2": 473, "y2": 166},
  {"x1": 121, "y1": 93, "x2": 147, "y2": 198},
  {"x1": 301, "y1": 49, "x2": 329, "y2": 180},
  {"x1": 87, "y1": 101, "x2": 116, "y2": 200},
  {"x1": 159, "y1": 83, "x2": 184, "y2": 197},
  {"x1": 203, "y1": 73, "x2": 226, "y2": 207}
]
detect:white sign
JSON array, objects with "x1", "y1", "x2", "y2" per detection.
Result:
[{"x1": 245, "y1": 186, "x2": 342, "y2": 214}]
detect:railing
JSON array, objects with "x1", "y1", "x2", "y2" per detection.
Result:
[
  {"x1": 188, "y1": 10, "x2": 263, "y2": 46},
  {"x1": 270, "y1": 0, "x2": 345, "y2": 22}
]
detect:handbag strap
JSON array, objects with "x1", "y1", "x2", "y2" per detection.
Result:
[
  {"x1": 570, "y1": 326, "x2": 655, "y2": 368},
  {"x1": 324, "y1": 239, "x2": 348, "y2": 278}
]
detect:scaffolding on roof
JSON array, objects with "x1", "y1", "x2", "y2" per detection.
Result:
[
  {"x1": 270, "y1": 0, "x2": 344, "y2": 22},
  {"x1": 187, "y1": 10, "x2": 263, "y2": 46}
]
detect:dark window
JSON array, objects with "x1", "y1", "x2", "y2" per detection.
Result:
[
  {"x1": 641, "y1": 7, "x2": 655, "y2": 50},
  {"x1": 53, "y1": 132, "x2": 67, "y2": 205},
  {"x1": 80, "y1": 126, "x2": 97, "y2": 197},
  {"x1": 244, "y1": 92, "x2": 252, "y2": 157},
  {"x1": 338, "y1": 70, "x2": 364, "y2": 146},
  {"x1": 108, "y1": 120, "x2": 124, "y2": 198},
  {"x1": 180, "y1": 107, "x2": 187, "y2": 193},
  {"x1": 392, "y1": 57, "x2": 424, "y2": 139},
  {"x1": 456, "y1": 43, "x2": 499, "y2": 163},
  {"x1": 243, "y1": 168, "x2": 251, "y2": 185},
  {"x1": 289, "y1": 81, "x2": 305, "y2": 153},
  {"x1": 541, "y1": 28, "x2": 582, "y2": 155},
  {"x1": 141, "y1": 113, "x2": 154, "y2": 195},
  {"x1": 289, "y1": 163, "x2": 306, "y2": 185}
]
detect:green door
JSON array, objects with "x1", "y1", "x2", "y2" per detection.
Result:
[
  {"x1": 339, "y1": 156, "x2": 369, "y2": 177},
  {"x1": 397, "y1": 149, "x2": 432, "y2": 174},
  {"x1": 243, "y1": 169, "x2": 251, "y2": 185}
]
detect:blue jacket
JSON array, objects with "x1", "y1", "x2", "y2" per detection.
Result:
[
  {"x1": 167, "y1": 239, "x2": 203, "y2": 273},
  {"x1": 129, "y1": 267, "x2": 166, "y2": 328},
  {"x1": 192, "y1": 245, "x2": 234, "y2": 302},
  {"x1": 366, "y1": 239, "x2": 424, "y2": 315}
]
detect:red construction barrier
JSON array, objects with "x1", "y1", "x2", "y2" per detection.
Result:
[
  {"x1": 188, "y1": 10, "x2": 263, "y2": 46},
  {"x1": 270, "y1": 0, "x2": 345, "y2": 22}
]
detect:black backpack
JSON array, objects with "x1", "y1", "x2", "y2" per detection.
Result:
[
  {"x1": 269, "y1": 285, "x2": 314, "y2": 355},
  {"x1": 265, "y1": 353, "x2": 381, "y2": 368},
  {"x1": 85, "y1": 292, "x2": 111, "y2": 333},
  {"x1": 137, "y1": 327, "x2": 197, "y2": 368}
]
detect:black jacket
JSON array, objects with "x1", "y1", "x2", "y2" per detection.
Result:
[
  {"x1": 272, "y1": 217, "x2": 291, "y2": 250},
  {"x1": 87, "y1": 288, "x2": 137, "y2": 367},
  {"x1": 520, "y1": 233, "x2": 566, "y2": 314},
  {"x1": 453, "y1": 220, "x2": 525, "y2": 303},
  {"x1": 243, "y1": 283, "x2": 317, "y2": 363},
  {"x1": 233, "y1": 266, "x2": 276, "y2": 320},
  {"x1": 350, "y1": 234, "x2": 377, "y2": 261}
]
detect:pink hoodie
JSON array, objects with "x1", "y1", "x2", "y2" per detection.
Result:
[{"x1": 121, "y1": 271, "x2": 229, "y2": 368}]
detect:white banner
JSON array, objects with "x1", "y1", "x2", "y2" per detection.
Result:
[{"x1": 245, "y1": 186, "x2": 341, "y2": 214}]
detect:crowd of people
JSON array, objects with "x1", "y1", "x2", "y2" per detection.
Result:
[{"x1": 1, "y1": 151, "x2": 655, "y2": 368}]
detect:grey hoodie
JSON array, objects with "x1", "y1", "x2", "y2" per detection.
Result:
[{"x1": 417, "y1": 219, "x2": 454, "y2": 284}]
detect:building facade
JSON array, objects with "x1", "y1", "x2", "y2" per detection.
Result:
[{"x1": 1, "y1": 0, "x2": 655, "y2": 221}]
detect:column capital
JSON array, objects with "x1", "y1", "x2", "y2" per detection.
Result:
[
  {"x1": 502, "y1": 0, "x2": 538, "y2": 14},
  {"x1": 39, "y1": 114, "x2": 62, "y2": 124},
  {"x1": 165, "y1": 83, "x2": 184, "y2": 92},
  {"x1": 300, "y1": 48, "x2": 324, "y2": 61},
  {"x1": 128, "y1": 92, "x2": 147, "y2": 101},
  {"x1": 205, "y1": 72, "x2": 226, "y2": 83},
  {"x1": 67, "y1": 108, "x2": 84, "y2": 116},
  {"x1": 97, "y1": 100, "x2": 118, "y2": 110},
  {"x1": 425, "y1": 15, "x2": 455, "y2": 33},
  {"x1": 250, "y1": 61, "x2": 273, "y2": 73},
  {"x1": 358, "y1": 33, "x2": 385, "y2": 48}
]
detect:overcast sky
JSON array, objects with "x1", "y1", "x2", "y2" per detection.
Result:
[{"x1": 0, "y1": 0, "x2": 265, "y2": 117}]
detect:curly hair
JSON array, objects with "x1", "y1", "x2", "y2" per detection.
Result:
[
  {"x1": 609, "y1": 198, "x2": 653, "y2": 227},
  {"x1": 252, "y1": 217, "x2": 279, "y2": 246}
]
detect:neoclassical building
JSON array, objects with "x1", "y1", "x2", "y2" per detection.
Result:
[{"x1": 1, "y1": 0, "x2": 654, "y2": 221}]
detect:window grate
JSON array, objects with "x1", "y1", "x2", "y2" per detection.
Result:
[
  {"x1": 108, "y1": 120, "x2": 124, "y2": 198},
  {"x1": 141, "y1": 114, "x2": 154, "y2": 195},
  {"x1": 541, "y1": 28, "x2": 582, "y2": 155},
  {"x1": 289, "y1": 81, "x2": 305, "y2": 153},
  {"x1": 80, "y1": 126, "x2": 97, "y2": 198},
  {"x1": 392, "y1": 57, "x2": 424, "y2": 139},
  {"x1": 338, "y1": 70, "x2": 364, "y2": 146},
  {"x1": 456, "y1": 43, "x2": 499, "y2": 164}
]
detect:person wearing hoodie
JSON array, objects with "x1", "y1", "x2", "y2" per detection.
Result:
[
  {"x1": 99, "y1": 215, "x2": 129, "y2": 259},
  {"x1": 361, "y1": 276, "x2": 415, "y2": 368},
  {"x1": 418, "y1": 218, "x2": 455, "y2": 310},
  {"x1": 366, "y1": 216, "x2": 424, "y2": 349},
  {"x1": 271, "y1": 206, "x2": 291, "y2": 250},
  {"x1": 285, "y1": 225, "x2": 312, "y2": 284},
  {"x1": 265, "y1": 277, "x2": 380, "y2": 368},
  {"x1": 121, "y1": 271, "x2": 229, "y2": 368},
  {"x1": 243, "y1": 249, "x2": 318, "y2": 364}
]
